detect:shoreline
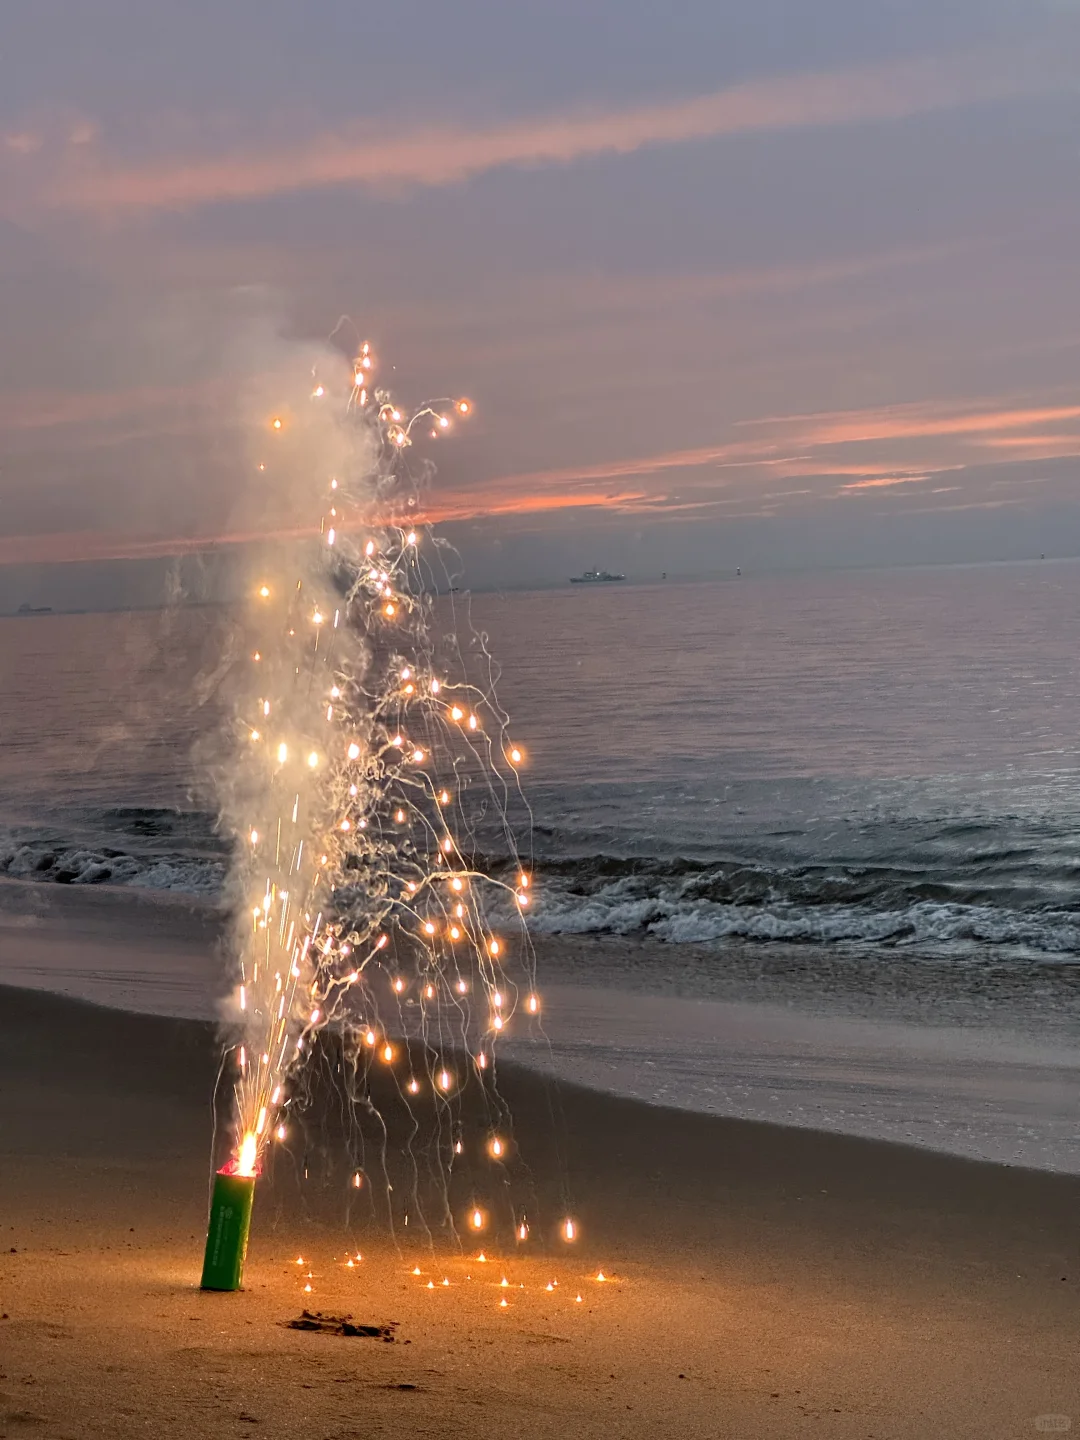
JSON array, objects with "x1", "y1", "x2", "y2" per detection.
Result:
[
  {"x1": 2, "y1": 874, "x2": 1080, "y2": 1174},
  {"x1": 0, "y1": 974, "x2": 1077, "y2": 1185},
  {"x1": 3, "y1": 985, "x2": 1080, "y2": 1437}
]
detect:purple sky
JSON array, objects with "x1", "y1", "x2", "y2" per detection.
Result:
[{"x1": 3, "y1": 0, "x2": 1080, "y2": 596}]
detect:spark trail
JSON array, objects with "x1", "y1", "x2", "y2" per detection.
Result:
[{"x1": 211, "y1": 341, "x2": 557, "y2": 1254}]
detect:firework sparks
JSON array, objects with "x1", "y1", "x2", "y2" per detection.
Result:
[{"x1": 205, "y1": 341, "x2": 545, "y2": 1286}]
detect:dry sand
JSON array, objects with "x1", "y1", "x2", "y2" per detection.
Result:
[{"x1": 2, "y1": 983, "x2": 1080, "y2": 1439}]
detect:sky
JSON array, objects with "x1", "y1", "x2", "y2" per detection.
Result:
[{"x1": 3, "y1": 0, "x2": 1080, "y2": 603}]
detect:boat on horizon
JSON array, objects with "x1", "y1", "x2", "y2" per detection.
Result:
[{"x1": 569, "y1": 569, "x2": 626, "y2": 584}]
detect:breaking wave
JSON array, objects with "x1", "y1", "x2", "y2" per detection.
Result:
[
  {"x1": 0, "y1": 807, "x2": 226, "y2": 895},
  {"x1": 521, "y1": 850, "x2": 1080, "y2": 960},
  {"x1": 6, "y1": 805, "x2": 1080, "y2": 961}
]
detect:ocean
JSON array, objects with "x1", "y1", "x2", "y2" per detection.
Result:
[{"x1": 3, "y1": 561, "x2": 1080, "y2": 1169}]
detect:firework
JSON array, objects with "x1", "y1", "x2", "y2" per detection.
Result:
[
  {"x1": 200, "y1": 1165, "x2": 256, "y2": 1291},
  {"x1": 201, "y1": 341, "x2": 563, "y2": 1289}
]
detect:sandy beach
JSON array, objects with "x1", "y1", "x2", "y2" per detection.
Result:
[
  {"x1": 8, "y1": 0, "x2": 1080, "y2": 1427},
  {"x1": 2, "y1": 982, "x2": 1079, "y2": 1439}
]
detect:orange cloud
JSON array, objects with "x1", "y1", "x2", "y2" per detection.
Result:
[
  {"x1": 758, "y1": 399, "x2": 1080, "y2": 448},
  {"x1": 44, "y1": 47, "x2": 1051, "y2": 214},
  {"x1": 979, "y1": 433, "x2": 1080, "y2": 456},
  {"x1": 0, "y1": 489, "x2": 648, "y2": 566},
  {"x1": 839, "y1": 474, "x2": 932, "y2": 491},
  {"x1": 459, "y1": 393, "x2": 1080, "y2": 518},
  {"x1": 5, "y1": 382, "x2": 1080, "y2": 567},
  {"x1": 419, "y1": 488, "x2": 648, "y2": 524}
]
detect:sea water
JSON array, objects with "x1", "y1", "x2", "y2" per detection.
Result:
[{"x1": 3, "y1": 561, "x2": 1080, "y2": 1166}]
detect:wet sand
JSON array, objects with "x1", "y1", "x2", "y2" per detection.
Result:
[
  {"x1": 2, "y1": 982, "x2": 1080, "y2": 1439},
  {"x1": 4, "y1": 878, "x2": 1079, "y2": 1175}
]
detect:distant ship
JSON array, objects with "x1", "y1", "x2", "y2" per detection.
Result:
[
  {"x1": 16, "y1": 602, "x2": 53, "y2": 615},
  {"x1": 569, "y1": 569, "x2": 626, "y2": 584}
]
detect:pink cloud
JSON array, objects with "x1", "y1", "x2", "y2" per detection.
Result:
[
  {"x1": 5, "y1": 380, "x2": 1080, "y2": 566},
  {"x1": 756, "y1": 400, "x2": 1080, "y2": 448},
  {"x1": 42, "y1": 47, "x2": 1051, "y2": 214},
  {"x1": 838, "y1": 474, "x2": 932, "y2": 492},
  {"x1": 0, "y1": 490, "x2": 650, "y2": 566}
]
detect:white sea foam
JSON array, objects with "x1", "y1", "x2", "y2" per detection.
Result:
[
  {"x1": 526, "y1": 877, "x2": 1080, "y2": 956},
  {"x1": 0, "y1": 836, "x2": 224, "y2": 894}
]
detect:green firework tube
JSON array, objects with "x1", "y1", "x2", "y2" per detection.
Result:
[{"x1": 200, "y1": 1171, "x2": 256, "y2": 1291}]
